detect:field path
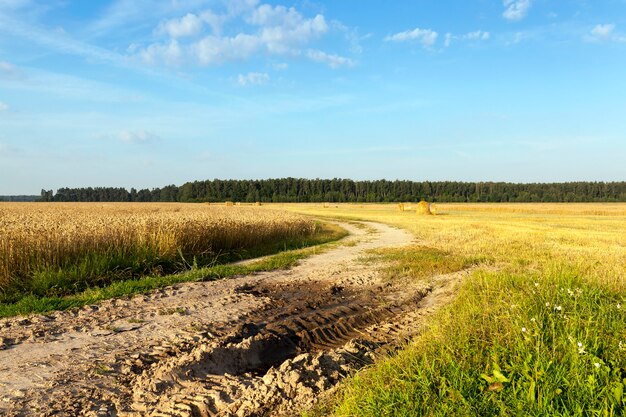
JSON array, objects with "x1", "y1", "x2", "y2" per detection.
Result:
[{"x1": 0, "y1": 221, "x2": 471, "y2": 416}]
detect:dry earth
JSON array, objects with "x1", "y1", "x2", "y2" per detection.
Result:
[{"x1": 0, "y1": 221, "x2": 473, "y2": 416}]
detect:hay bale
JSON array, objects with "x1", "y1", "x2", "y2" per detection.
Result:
[
  {"x1": 398, "y1": 203, "x2": 405, "y2": 211},
  {"x1": 225, "y1": 201, "x2": 234, "y2": 207},
  {"x1": 255, "y1": 202, "x2": 262, "y2": 206},
  {"x1": 416, "y1": 200, "x2": 432, "y2": 215}
]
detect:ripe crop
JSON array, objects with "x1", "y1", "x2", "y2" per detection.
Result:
[{"x1": 0, "y1": 203, "x2": 316, "y2": 299}]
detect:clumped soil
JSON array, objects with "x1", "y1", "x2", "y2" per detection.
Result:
[{"x1": 0, "y1": 221, "x2": 472, "y2": 416}]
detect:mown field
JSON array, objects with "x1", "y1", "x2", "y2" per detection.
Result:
[
  {"x1": 280, "y1": 203, "x2": 626, "y2": 417},
  {"x1": 0, "y1": 203, "x2": 344, "y2": 316}
]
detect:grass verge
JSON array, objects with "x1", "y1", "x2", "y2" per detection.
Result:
[
  {"x1": 363, "y1": 245, "x2": 484, "y2": 281},
  {"x1": 0, "y1": 222, "x2": 348, "y2": 318},
  {"x1": 333, "y1": 264, "x2": 625, "y2": 416}
]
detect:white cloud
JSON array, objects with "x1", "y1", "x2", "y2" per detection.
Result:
[
  {"x1": 307, "y1": 49, "x2": 354, "y2": 69},
  {"x1": 256, "y1": 12, "x2": 328, "y2": 54},
  {"x1": 586, "y1": 24, "x2": 625, "y2": 43},
  {"x1": 0, "y1": 101, "x2": 8, "y2": 111},
  {"x1": 191, "y1": 34, "x2": 261, "y2": 65},
  {"x1": 385, "y1": 28, "x2": 438, "y2": 47},
  {"x1": 591, "y1": 24, "x2": 615, "y2": 38},
  {"x1": 138, "y1": 2, "x2": 330, "y2": 66},
  {"x1": 247, "y1": 4, "x2": 302, "y2": 27},
  {"x1": 445, "y1": 30, "x2": 490, "y2": 47},
  {"x1": 503, "y1": 0, "x2": 531, "y2": 21},
  {"x1": 118, "y1": 130, "x2": 159, "y2": 144},
  {"x1": 139, "y1": 40, "x2": 183, "y2": 66},
  {"x1": 238, "y1": 72, "x2": 269, "y2": 86},
  {"x1": 465, "y1": 30, "x2": 490, "y2": 41},
  {"x1": 157, "y1": 13, "x2": 204, "y2": 38}
]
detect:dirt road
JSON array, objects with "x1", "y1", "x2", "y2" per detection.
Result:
[{"x1": 0, "y1": 221, "x2": 471, "y2": 416}]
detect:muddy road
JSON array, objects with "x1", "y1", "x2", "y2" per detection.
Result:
[{"x1": 0, "y1": 221, "x2": 472, "y2": 416}]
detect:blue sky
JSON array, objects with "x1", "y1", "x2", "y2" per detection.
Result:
[{"x1": 1, "y1": 0, "x2": 625, "y2": 194}]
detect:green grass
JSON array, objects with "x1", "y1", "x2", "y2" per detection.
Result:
[
  {"x1": 365, "y1": 245, "x2": 484, "y2": 281},
  {"x1": 333, "y1": 264, "x2": 626, "y2": 417},
  {"x1": 0, "y1": 222, "x2": 348, "y2": 318}
]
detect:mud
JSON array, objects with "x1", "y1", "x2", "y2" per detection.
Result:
[{"x1": 0, "y1": 221, "x2": 473, "y2": 416}]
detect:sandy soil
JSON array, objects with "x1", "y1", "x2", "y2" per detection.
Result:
[{"x1": 0, "y1": 221, "x2": 472, "y2": 416}]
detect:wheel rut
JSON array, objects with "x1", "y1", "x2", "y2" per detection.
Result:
[{"x1": 0, "y1": 220, "x2": 473, "y2": 416}]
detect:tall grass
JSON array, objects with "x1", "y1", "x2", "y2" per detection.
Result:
[
  {"x1": 0, "y1": 203, "x2": 317, "y2": 302},
  {"x1": 334, "y1": 265, "x2": 625, "y2": 416}
]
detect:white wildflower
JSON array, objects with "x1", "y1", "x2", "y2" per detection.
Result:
[
  {"x1": 522, "y1": 327, "x2": 527, "y2": 333},
  {"x1": 594, "y1": 362, "x2": 601, "y2": 369}
]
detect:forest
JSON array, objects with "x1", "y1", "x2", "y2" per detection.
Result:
[{"x1": 36, "y1": 179, "x2": 626, "y2": 203}]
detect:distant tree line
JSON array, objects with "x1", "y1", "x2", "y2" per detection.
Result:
[
  {"x1": 36, "y1": 179, "x2": 626, "y2": 203},
  {"x1": 0, "y1": 195, "x2": 39, "y2": 202}
]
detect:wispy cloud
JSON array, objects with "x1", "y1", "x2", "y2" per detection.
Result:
[
  {"x1": 385, "y1": 27, "x2": 438, "y2": 47},
  {"x1": 0, "y1": 0, "x2": 31, "y2": 10},
  {"x1": 0, "y1": 141, "x2": 22, "y2": 157},
  {"x1": 0, "y1": 67, "x2": 145, "y2": 103},
  {"x1": 117, "y1": 130, "x2": 159, "y2": 144},
  {"x1": 503, "y1": 0, "x2": 532, "y2": 21},
  {"x1": 0, "y1": 61, "x2": 24, "y2": 80},
  {"x1": 0, "y1": 14, "x2": 133, "y2": 69},
  {"x1": 585, "y1": 23, "x2": 625, "y2": 43},
  {"x1": 93, "y1": 129, "x2": 161, "y2": 144},
  {"x1": 238, "y1": 72, "x2": 269, "y2": 86},
  {"x1": 87, "y1": 0, "x2": 213, "y2": 36},
  {"x1": 0, "y1": 101, "x2": 8, "y2": 111},
  {"x1": 307, "y1": 49, "x2": 354, "y2": 69},
  {"x1": 444, "y1": 30, "x2": 490, "y2": 47},
  {"x1": 272, "y1": 62, "x2": 288, "y2": 70}
]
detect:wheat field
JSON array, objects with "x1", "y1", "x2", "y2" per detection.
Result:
[{"x1": 0, "y1": 203, "x2": 316, "y2": 299}]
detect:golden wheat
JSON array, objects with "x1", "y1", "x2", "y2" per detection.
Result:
[{"x1": 0, "y1": 203, "x2": 315, "y2": 290}]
